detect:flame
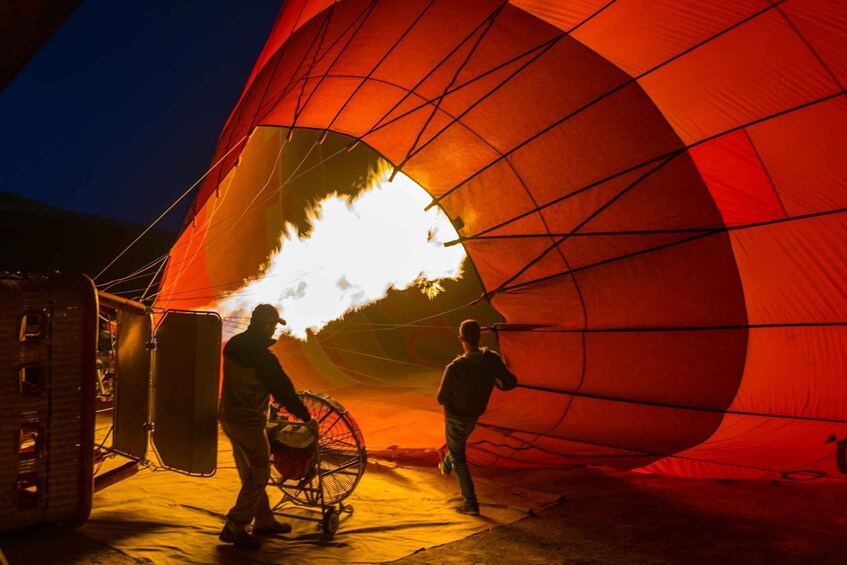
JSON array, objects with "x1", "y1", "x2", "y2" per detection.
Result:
[{"x1": 211, "y1": 163, "x2": 465, "y2": 339}]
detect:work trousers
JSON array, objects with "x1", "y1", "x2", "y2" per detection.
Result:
[
  {"x1": 221, "y1": 421, "x2": 275, "y2": 530},
  {"x1": 444, "y1": 415, "x2": 478, "y2": 504}
]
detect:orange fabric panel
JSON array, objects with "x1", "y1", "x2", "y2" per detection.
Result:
[
  {"x1": 569, "y1": 0, "x2": 768, "y2": 77},
  {"x1": 508, "y1": 0, "x2": 609, "y2": 34},
  {"x1": 221, "y1": 0, "x2": 335, "y2": 132},
  {"x1": 166, "y1": 0, "x2": 847, "y2": 479},
  {"x1": 637, "y1": 10, "x2": 840, "y2": 145}
]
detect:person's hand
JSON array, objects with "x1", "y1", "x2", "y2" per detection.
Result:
[{"x1": 305, "y1": 418, "x2": 319, "y2": 438}]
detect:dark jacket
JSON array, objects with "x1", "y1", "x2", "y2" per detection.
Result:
[
  {"x1": 436, "y1": 348, "x2": 517, "y2": 421},
  {"x1": 219, "y1": 327, "x2": 310, "y2": 426}
]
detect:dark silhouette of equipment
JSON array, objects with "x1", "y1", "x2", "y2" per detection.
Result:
[{"x1": 0, "y1": 272, "x2": 221, "y2": 533}]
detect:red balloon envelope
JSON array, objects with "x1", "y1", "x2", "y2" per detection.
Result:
[{"x1": 157, "y1": 0, "x2": 847, "y2": 480}]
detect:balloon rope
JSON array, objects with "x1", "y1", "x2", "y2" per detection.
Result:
[
  {"x1": 255, "y1": 0, "x2": 373, "y2": 129},
  {"x1": 93, "y1": 134, "x2": 248, "y2": 281},
  {"x1": 390, "y1": 2, "x2": 507, "y2": 181},
  {"x1": 317, "y1": 344, "x2": 437, "y2": 371},
  {"x1": 514, "y1": 383, "x2": 847, "y2": 425},
  {"x1": 140, "y1": 255, "x2": 169, "y2": 301},
  {"x1": 494, "y1": 206, "x2": 847, "y2": 297},
  {"x1": 428, "y1": 0, "x2": 789, "y2": 209},
  {"x1": 473, "y1": 423, "x2": 847, "y2": 479},
  {"x1": 483, "y1": 153, "x2": 679, "y2": 300},
  {"x1": 289, "y1": 3, "x2": 337, "y2": 134},
  {"x1": 322, "y1": 0, "x2": 439, "y2": 136},
  {"x1": 98, "y1": 252, "x2": 170, "y2": 290},
  {"x1": 290, "y1": 1, "x2": 378, "y2": 133}
]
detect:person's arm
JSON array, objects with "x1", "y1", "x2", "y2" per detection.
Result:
[
  {"x1": 436, "y1": 365, "x2": 454, "y2": 406},
  {"x1": 255, "y1": 351, "x2": 311, "y2": 422},
  {"x1": 494, "y1": 354, "x2": 518, "y2": 391}
]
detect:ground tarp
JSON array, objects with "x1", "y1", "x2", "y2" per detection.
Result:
[{"x1": 77, "y1": 429, "x2": 560, "y2": 564}]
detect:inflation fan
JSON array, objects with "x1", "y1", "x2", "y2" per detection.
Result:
[{"x1": 269, "y1": 391, "x2": 367, "y2": 536}]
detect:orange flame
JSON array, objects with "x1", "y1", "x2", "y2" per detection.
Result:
[{"x1": 210, "y1": 163, "x2": 465, "y2": 338}]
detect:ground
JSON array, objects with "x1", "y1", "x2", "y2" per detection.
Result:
[
  {"x1": 396, "y1": 467, "x2": 847, "y2": 564},
  {"x1": 1, "y1": 465, "x2": 845, "y2": 564}
]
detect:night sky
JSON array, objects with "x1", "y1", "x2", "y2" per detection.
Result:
[{"x1": 1, "y1": 0, "x2": 281, "y2": 233}]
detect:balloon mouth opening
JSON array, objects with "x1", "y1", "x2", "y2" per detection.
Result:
[{"x1": 193, "y1": 127, "x2": 500, "y2": 343}]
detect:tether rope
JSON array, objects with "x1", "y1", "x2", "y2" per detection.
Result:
[
  {"x1": 98, "y1": 252, "x2": 170, "y2": 290},
  {"x1": 93, "y1": 135, "x2": 248, "y2": 281}
]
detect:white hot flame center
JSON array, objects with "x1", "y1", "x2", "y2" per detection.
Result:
[{"x1": 212, "y1": 167, "x2": 465, "y2": 339}]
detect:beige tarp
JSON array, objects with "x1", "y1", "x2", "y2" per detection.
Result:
[{"x1": 79, "y1": 429, "x2": 560, "y2": 564}]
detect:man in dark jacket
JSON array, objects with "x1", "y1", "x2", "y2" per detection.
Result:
[
  {"x1": 436, "y1": 319, "x2": 517, "y2": 515},
  {"x1": 218, "y1": 304, "x2": 317, "y2": 551}
]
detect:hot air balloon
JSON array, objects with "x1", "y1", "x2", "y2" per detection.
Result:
[{"x1": 155, "y1": 0, "x2": 847, "y2": 481}]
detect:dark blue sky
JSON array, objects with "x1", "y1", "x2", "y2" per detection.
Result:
[{"x1": 1, "y1": 0, "x2": 281, "y2": 232}]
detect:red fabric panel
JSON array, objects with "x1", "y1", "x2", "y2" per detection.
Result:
[
  {"x1": 732, "y1": 327, "x2": 847, "y2": 422},
  {"x1": 782, "y1": 0, "x2": 847, "y2": 88},
  {"x1": 688, "y1": 130, "x2": 786, "y2": 227},
  {"x1": 644, "y1": 416, "x2": 847, "y2": 481},
  {"x1": 747, "y1": 97, "x2": 847, "y2": 217},
  {"x1": 730, "y1": 213, "x2": 847, "y2": 325}
]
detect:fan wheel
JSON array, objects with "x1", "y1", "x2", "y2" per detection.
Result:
[{"x1": 272, "y1": 391, "x2": 367, "y2": 505}]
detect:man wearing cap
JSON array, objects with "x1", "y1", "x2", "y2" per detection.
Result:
[{"x1": 218, "y1": 304, "x2": 317, "y2": 551}]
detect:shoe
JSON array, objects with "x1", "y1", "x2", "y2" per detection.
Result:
[
  {"x1": 455, "y1": 501, "x2": 480, "y2": 516},
  {"x1": 219, "y1": 524, "x2": 262, "y2": 551},
  {"x1": 438, "y1": 455, "x2": 452, "y2": 477},
  {"x1": 253, "y1": 520, "x2": 293, "y2": 536}
]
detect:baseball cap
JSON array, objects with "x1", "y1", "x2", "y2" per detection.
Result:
[{"x1": 251, "y1": 304, "x2": 287, "y2": 326}]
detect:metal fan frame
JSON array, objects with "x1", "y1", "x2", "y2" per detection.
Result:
[{"x1": 269, "y1": 391, "x2": 367, "y2": 536}]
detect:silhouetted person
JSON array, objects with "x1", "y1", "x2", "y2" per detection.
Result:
[
  {"x1": 218, "y1": 304, "x2": 317, "y2": 551},
  {"x1": 436, "y1": 319, "x2": 517, "y2": 515}
]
